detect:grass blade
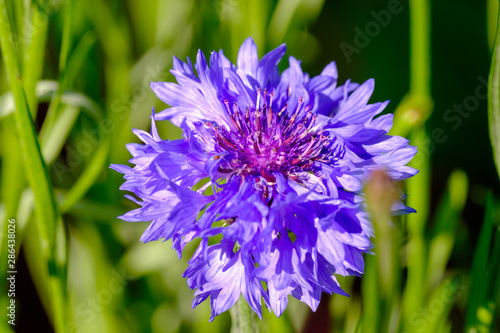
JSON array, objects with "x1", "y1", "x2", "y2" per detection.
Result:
[
  {"x1": 0, "y1": 1, "x2": 67, "y2": 331},
  {"x1": 488, "y1": 2, "x2": 500, "y2": 179},
  {"x1": 39, "y1": 0, "x2": 75, "y2": 144},
  {"x1": 480, "y1": 226, "x2": 500, "y2": 331},
  {"x1": 419, "y1": 278, "x2": 460, "y2": 333},
  {"x1": 465, "y1": 192, "x2": 495, "y2": 330},
  {"x1": 60, "y1": 137, "x2": 110, "y2": 214},
  {"x1": 22, "y1": 1, "x2": 49, "y2": 115},
  {"x1": 0, "y1": 0, "x2": 57, "y2": 256},
  {"x1": 403, "y1": 0, "x2": 433, "y2": 328},
  {"x1": 361, "y1": 256, "x2": 380, "y2": 333},
  {"x1": 41, "y1": 105, "x2": 80, "y2": 164},
  {"x1": 426, "y1": 170, "x2": 468, "y2": 291}
]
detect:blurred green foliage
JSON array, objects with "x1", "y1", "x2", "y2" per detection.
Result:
[{"x1": 0, "y1": 0, "x2": 499, "y2": 332}]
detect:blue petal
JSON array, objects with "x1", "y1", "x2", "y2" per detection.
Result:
[
  {"x1": 237, "y1": 37, "x2": 259, "y2": 86},
  {"x1": 257, "y1": 43, "x2": 286, "y2": 88}
]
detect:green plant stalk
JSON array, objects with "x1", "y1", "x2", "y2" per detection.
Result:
[
  {"x1": 0, "y1": 0, "x2": 57, "y2": 256},
  {"x1": 343, "y1": 297, "x2": 361, "y2": 333},
  {"x1": 64, "y1": 31, "x2": 97, "y2": 88},
  {"x1": 481, "y1": 227, "x2": 500, "y2": 331},
  {"x1": 230, "y1": 297, "x2": 259, "y2": 333},
  {"x1": 404, "y1": 110, "x2": 431, "y2": 330},
  {"x1": 22, "y1": 215, "x2": 59, "y2": 329},
  {"x1": 424, "y1": 278, "x2": 460, "y2": 332},
  {"x1": 465, "y1": 193, "x2": 495, "y2": 330},
  {"x1": 362, "y1": 256, "x2": 380, "y2": 333},
  {"x1": 375, "y1": 221, "x2": 401, "y2": 333},
  {"x1": 0, "y1": 117, "x2": 24, "y2": 301},
  {"x1": 410, "y1": 0, "x2": 431, "y2": 98},
  {"x1": 267, "y1": 0, "x2": 301, "y2": 48},
  {"x1": 425, "y1": 170, "x2": 468, "y2": 292},
  {"x1": 488, "y1": 0, "x2": 499, "y2": 52},
  {"x1": 39, "y1": 0, "x2": 75, "y2": 144},
  {"x1": 488, "y1": 2, "x2": 500, "y2": 179},
  {"x1": 23, "y1": 1, "x2": 49, "y2": 116},
  {"x1": 41, "y1": 105, "x2": 80, "y2": 165},
  {"x1": 365, "y1": 178, "x2": 402, "y2": 332},
  {"x1": 403, "y1": 0, "x2": 432, "y2": 327},
  {"x1": 0, "y1": 1, "x2": 67, "y2": 332},
  {"x1": 10, "y1": 0, "x2": 24, "y2": 55}
]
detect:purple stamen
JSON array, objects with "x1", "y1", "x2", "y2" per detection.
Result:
[{"x1": 205, "y1": 93, "x2": 340, "y2": 182}]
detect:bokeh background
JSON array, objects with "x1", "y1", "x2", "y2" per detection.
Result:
[{"x1": 1, "y1": 0, "x2": 499, "y2": 332}]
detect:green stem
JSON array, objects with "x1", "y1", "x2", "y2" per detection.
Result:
[
  {"x1": 488, "y1": 2, "x2": 500, "y2": 179},
  {"x1": 403, "y1": 0, "x2": 433, "y2": 328},
  {"x1": 39, "y1": 0, "x2": 75, "y2": 144},
  {"x1": 362, "y1": 255, "x2": 380, "y2": 333},
  {"x1": 465, "y1": 193, "x2": 495, "y2": 330},
  {"x1": 23, "y1": 1, "x2": 49, "y2": 116},
  {"x1": 230, "y1": 297, "x2": 259, "y2": 333},
  {"x1": 0, "y1": 1, "x2": 67, "y2": 332},
  {"x1": 0, "y1": 0, "x2": 57, "y2": 249},
  {"x1": 410, "y1": 0, "x2": 431, "y2": 98},
  {"x1": 0, "y1": 118, "x2": 24, "y2": 298}
]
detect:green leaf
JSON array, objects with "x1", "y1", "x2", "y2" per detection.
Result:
[
  {"x1": 488, "y1": 0, "x2": 499, "y2": 52},
  {"x1": 230, "y1": 297, "x2": 260, "y2": 333},
  {"x1": 41, "y1": 105, "x2": 80, "y2": 165},
  {"x1": 488, "y1": 4, "x2": 500, "y2": 179},
  {"x1": 486, "y1": 227, "x2": 500, "y2": 303},
  {"x1": 65, "y1": 31, "x2": 97, "y2": 87},
  {"x1": 0, "y1": 90, "x2": 15, "y2": 118},
  {"x1": 0, "y1": 1, "x2": 67, "y2": 331},
  {"x1": 59, "y1": 137, "x2": 110, "y2": 214},
  {"x1": 0, "y1": 0, "x2": 58, "y2": 263},
  {"x1": 465, "y1": 193, "x2": 495, "y2": 330},
  {"x1": 0, "y1": 115, "x2": 25, "y2": 294},
  {"x1": 22, "y1": 1, "x2": 50, "y2": 115},
  {"x1": 421, "y1": 278, "x2": 461, "y2": 333},
  {"x1": 36, "y1": 80, "x2": 59, "y2": 98},
  {"x1": 426, "y1": 170, "x2": 468, "y2": 290},
  {"x1": 39, "y1": 0, "x2": 76, "y2": 146},
  {"x1": 361, "y1": 256, "x2": 380, "y2": 333},
  {"x1": 480, "y1": 217, "x2": 500, "y2": 331},
  {"x1": 0, "y1": 80, "x2": 102, "y2": 121}
]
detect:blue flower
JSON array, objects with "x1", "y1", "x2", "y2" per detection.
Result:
[{"x1": 111, "y1": 37, "x2": 417, "y2": 320}]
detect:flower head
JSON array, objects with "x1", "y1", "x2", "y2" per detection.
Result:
[{"x1": 111, "y1": 37, "x2": 417, "y2": 320}]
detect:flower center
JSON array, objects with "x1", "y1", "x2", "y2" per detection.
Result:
[{"x1": 207, "y1": 89, "x2": 339, "y2": 183}]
